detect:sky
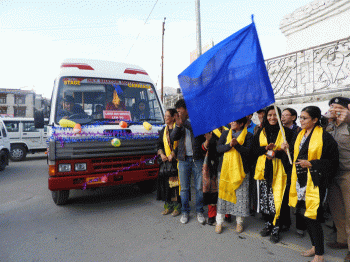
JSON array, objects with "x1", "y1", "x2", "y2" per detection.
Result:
[{"x1": 0, "y1": 0, "x2": 311, "y2": 98}]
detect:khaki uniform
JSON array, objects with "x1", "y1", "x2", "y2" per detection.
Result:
[{"x1": 327, "y1": 122, "x2": 350, "y2": 249}]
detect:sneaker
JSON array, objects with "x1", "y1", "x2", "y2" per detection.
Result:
[
  {"x1": 207, "y1": 217, "x2": 215, "y2": 226},
  {"x1": 180, "y1": 213, "x2": 189, "y2": 224},
  {"x1": 270, "y1": 226, "x2": 280, "y2": 243},
  {"x1": 197, "y1": 213, "x2": 206, "y2": 225},
  {"x1": 260, "y1": 222, "x2": 272, "y2": 237}
]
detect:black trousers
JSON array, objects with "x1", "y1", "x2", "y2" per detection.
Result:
[
  {"x1": 296, "y1": 200, "x2": 324, "y2": 255},
  {"x1": 279, "y1": 185, "x2": 291, "y2": 228},
  {"x1": 296, "y1": 213, "x2": 307, "y2": 231},
  {"x1": 305, "y1": 216, "x2": 324, "y2": 255}
]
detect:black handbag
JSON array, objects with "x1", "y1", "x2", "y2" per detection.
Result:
[{"x1": 159, "y1": 160, "x2": 178, "y2": 178}]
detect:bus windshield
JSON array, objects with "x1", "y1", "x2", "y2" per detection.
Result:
[{"x1": 55, "y1": 77, "x2": 164, "y2": 125}]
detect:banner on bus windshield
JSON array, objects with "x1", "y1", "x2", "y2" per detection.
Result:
[{"x1": 103, "y1": 110, "x2": 132, "y2": 121}]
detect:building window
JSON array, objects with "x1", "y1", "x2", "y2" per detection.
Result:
[
  {"x1": 15, "y1": 95, "x2": 26, "y2": 105},
  {"x1": 0, "y1": 94, "x2": 6, "y2": 104},
  {"x1": 0, "y1": 107, "x2": 7, "y2": 114},
  {"x1": 14, "y1": 107, "x2": 26, "y2": 117}
]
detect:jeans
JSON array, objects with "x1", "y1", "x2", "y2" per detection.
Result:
[{"x1": 178, "y1": 157, "x2": 204, "y2": 214}]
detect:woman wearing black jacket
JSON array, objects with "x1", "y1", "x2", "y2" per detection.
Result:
[
  {"x1": 156, "y1": 108, "x2": 181, "y2": 217},
  {"x1": 214, "y1": 117, "x2": 253, "y2": 234},
  {"x1": 283, "y1": 106, "x2": 339, "y2": 262},
  {"x1": 251, "y1": 106, "x2": 294, "y2": 243}
]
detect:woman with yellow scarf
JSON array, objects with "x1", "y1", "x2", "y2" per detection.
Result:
[
  {"x1": 252, "y1": 106, "x2": 294, "y2": 243},
  {"x1": 283, "y1": 106, "x2": 338, "y2": 262},
  {"x1": 214, "y1": 117, "x2": 253, "y2": 234},
  {"x1": 156, "y1": 109, "x2": 181, "y2": 217}
]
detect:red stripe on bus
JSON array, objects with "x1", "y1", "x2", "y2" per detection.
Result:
[
  {"x1": 61, "y1": 64, "x2": 94, "y2": 70},
  {"x1": 124, "y1": 68, "x2": 148, "y2": 75}
]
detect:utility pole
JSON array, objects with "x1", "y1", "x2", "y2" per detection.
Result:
[
  {"x1": 161, "y1": 17, "x2": 166, "y2": 103},
  {"x1": 195, "y1": 0, "x2": 202, "y2": 58}
]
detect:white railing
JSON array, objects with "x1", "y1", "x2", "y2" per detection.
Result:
[{"x1": 265, "y1": 37, "x2": 350, "y2": 100}]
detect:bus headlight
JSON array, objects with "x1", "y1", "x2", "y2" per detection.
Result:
[
  {"x1": 58, "y1": 163, "x2": 71, "y2": 172},
  {"x1": 75, "y1": 163, "x2": 87, "y2": 171}
]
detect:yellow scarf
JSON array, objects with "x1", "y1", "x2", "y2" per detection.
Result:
[
  {"x1": 219, "y1": 127, "x2": 248, "y2": 204},
  {"x1": 213, "y1": 126, "x2": 229, "y2": 138},
  {"x1": 163, "y1": 123, "x2": 178, "y2": 157},
  {"x1": 289, "y1": 126, "x2": 323, "y2": 220},
  {"x1": 254, "y1": 128, "x2": 287, "y2": 225},
  {"x1": 163, "y1": 123, "x2": 180, "y2": 191}
]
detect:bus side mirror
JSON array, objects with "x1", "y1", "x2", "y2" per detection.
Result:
[{"x1": 34, "y1": 110, "x2": 45, "y2": 129}]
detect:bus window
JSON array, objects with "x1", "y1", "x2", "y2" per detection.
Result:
[{"x1": 55, "y1": 78, "x2": 164, "y2": 124}]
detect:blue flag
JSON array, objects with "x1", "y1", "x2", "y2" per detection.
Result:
[{"x1": 178, "y1": 20, "x2": 275, "y2": 137}]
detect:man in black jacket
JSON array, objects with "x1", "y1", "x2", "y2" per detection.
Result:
[{"x1": 171, "y1": 99, "x2": 206, "y2": 224}]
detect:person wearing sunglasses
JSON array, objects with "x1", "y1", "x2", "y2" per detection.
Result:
[{"x1": 282, "y1": 106, "x2": 338, "y2": 262}]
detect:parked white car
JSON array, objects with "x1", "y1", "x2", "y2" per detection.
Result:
[
  {"x1": 3, "y1": 118, "x2": 48, "y2": 161},
  {"x1": 0, "y1": 119, "x2": 10, "y2": 170}
]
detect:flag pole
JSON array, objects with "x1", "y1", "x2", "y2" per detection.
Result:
[{"x1": 273, "y1": 104, "x2": 292, "y2": 164}]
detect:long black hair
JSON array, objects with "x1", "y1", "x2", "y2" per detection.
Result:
[
  {"x1": 301, "y1": 106, "x2": 321, "y2": 126},
  {"x1": 261, "y1": 105, "x2": 282, "y2": 129}
]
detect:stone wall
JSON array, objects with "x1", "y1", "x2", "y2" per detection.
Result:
[
  {"x1": 280, "y1": 0, "x2": 350, "y2": 53},
  {"x1": 266, "y1": 36, "x2": 350, "y2": 107}
]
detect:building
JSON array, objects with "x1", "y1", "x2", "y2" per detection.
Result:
[
  {"x1": 0, "y1": 89, "x2": 49, "y2": 118},
  {"x1": 268, "y1": 0, "x2": 350, "y2": 113}
]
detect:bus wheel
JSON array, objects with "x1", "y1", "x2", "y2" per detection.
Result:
[
  {"x1": 10, "y1": 145, "x2": 27, "y2": 161},
  {"x1": 52, "y1": 190, "x2": 70, "y2": 205},
  {"x1": 0, "y1": 151, "x2": 8, "y2": 171},
  {"x1": 137, "y1": 180, "x2": 156, "y2": 193}
]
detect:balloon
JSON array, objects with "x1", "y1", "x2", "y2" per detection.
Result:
[
  {"x1": 111, "y1": 138, "x2": 121, "y2": 147},
  {"x1": 73, "y1": 123, "x2": 82, "y2": 134},
  {"x1": 119, "y1": 121, "x2": 127, "y2": 128},
  {"x1": 101, "y1": 176, "x2": 108, "y2": 183},
  {"x1": 143, "y1": 122, "x2": 152, "y2": 131},
  {"x1": 59, "y1": 119, "x2": 76, "y2": 128}
]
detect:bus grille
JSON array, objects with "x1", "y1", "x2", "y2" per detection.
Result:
[{"x1": 53, "y1": 139, "x2": 158, "y2": 160}]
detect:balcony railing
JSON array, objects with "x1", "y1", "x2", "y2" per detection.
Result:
[{"x1": 265, "y1": 37, "x2": 350, "y2": 100}]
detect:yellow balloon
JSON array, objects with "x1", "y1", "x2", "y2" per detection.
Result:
[
  {"x1": 59, "y1": 119, "x2": 77, "y2": 128},
  {"x1": 143, "y1": 122, "x2": 152, "y2": 131}
]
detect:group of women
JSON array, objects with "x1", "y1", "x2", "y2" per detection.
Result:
[{"x1": 157, "y1": 104, "x2": 340, "y2": 262}]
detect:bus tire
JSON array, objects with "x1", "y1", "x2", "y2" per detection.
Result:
[
  {"x1": 137, "y1": 180, "x2": 156, "y2": 193},
  {"x1": 10, "y1": 145, "x2": 27, "y2": 161},
  {"x1": 0, "y1": 151, "x2": 8, "y2": 171},
  {"x1": 52, "y1": 190, "x2": 70, "y2": 205}
]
